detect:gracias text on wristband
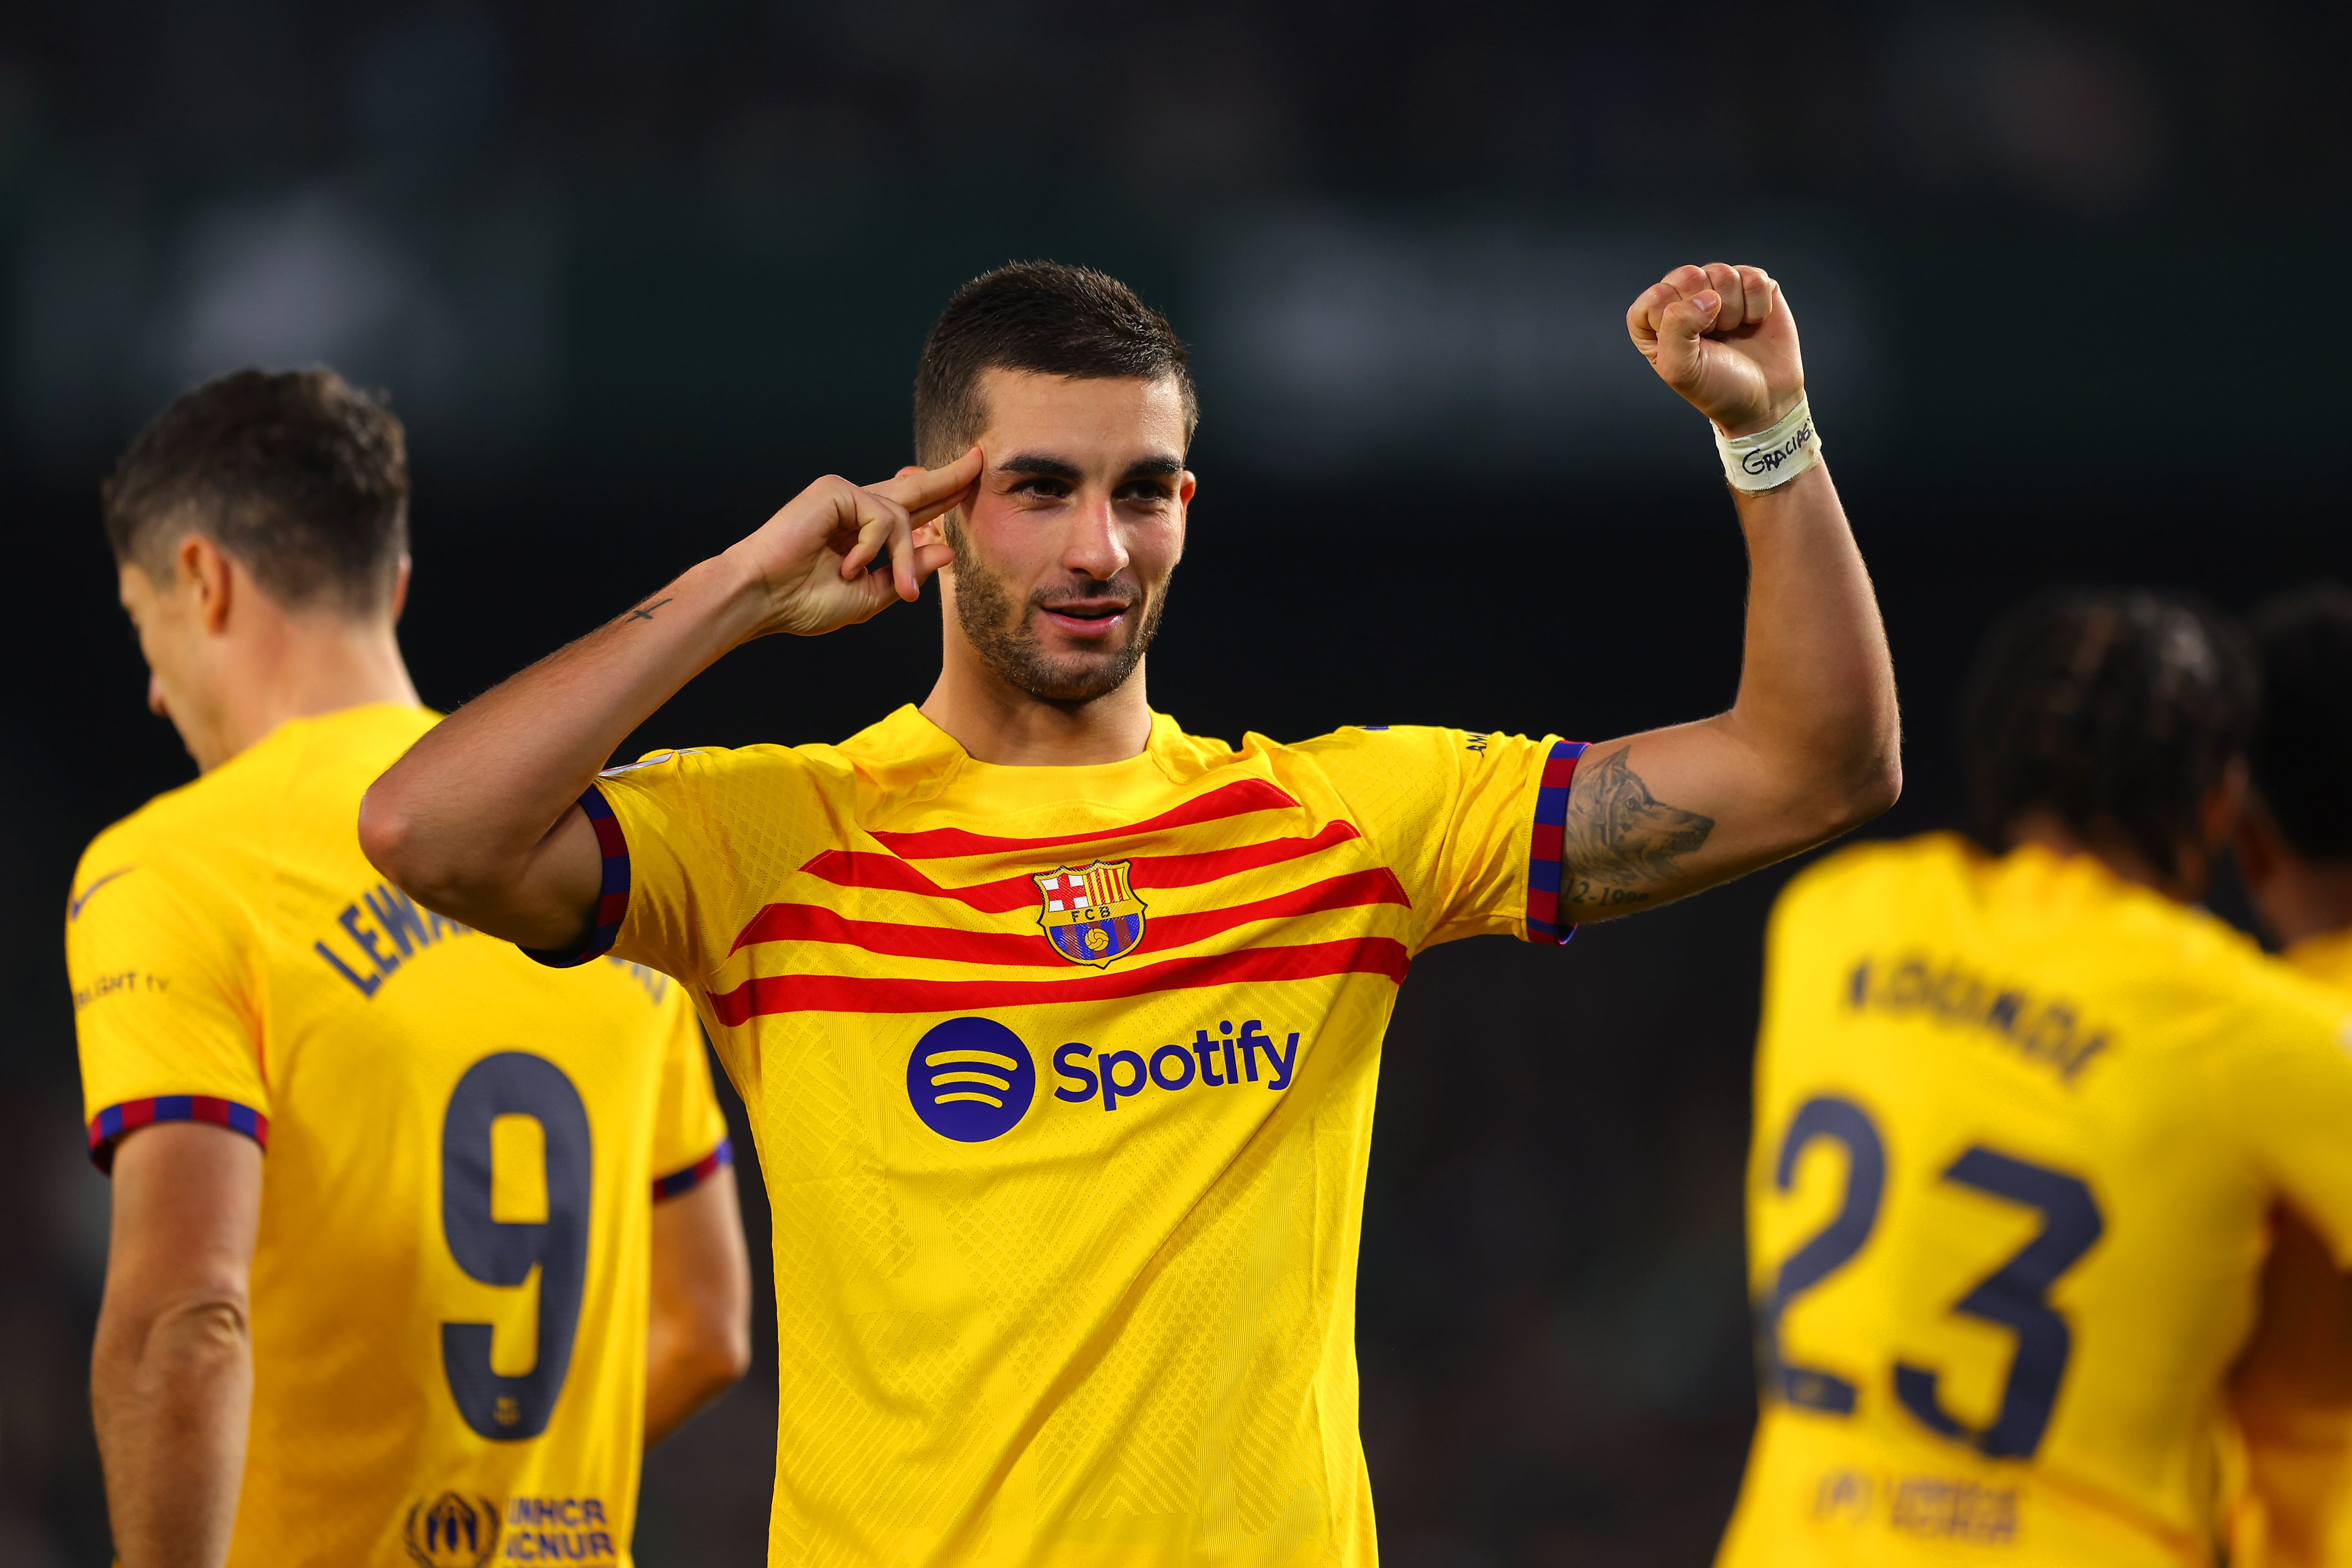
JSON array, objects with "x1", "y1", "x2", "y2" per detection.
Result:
[{"x1": 1716, "y1": 398, "x2": 1821, "y2": 492}]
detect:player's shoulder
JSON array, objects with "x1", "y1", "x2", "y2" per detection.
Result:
[
  {"x1": 71, "y1": 751, "x2": 283, "y2": 917},
  {"x1": 1278, "y1": 722, "x2": 1476, "y2": 760},
  {"x1": 1268, "y1": 723, "x2": 1549, "y2": 787},
  {"x1": 602, "y1": 708, "x2": 937, "y2": 798},
  {"x1": 1772, "y1": 831, "x2": 1972, "y2": 924},
  {"x1": 595, "y1": 739, "x2": 852, "y2": 803},
  {"x1": 2191, "y1": 926, "x2": 2352, "y2": 1038}
]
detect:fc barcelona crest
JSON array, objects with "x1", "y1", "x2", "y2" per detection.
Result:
[{"x1": 1033, "y1": 860, "x2": 1148, "y2": 968}]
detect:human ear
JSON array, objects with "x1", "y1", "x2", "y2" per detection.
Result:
[
  {"x1": 391, "y1": 553, "x2": 413, "y2": 622},
  {"x1": 178, "y1": 534, "x2": 236, "y2": 635}
]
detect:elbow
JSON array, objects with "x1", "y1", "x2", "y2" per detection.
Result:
[
  {"x1": 358, "y1": 780, "x2": 464, "y2": 909},
  {"x1": 1788, "y1": 748, "x2": 1901, "y2": 845},
  {"x1": 1836, "y1": 752, "x2": 1903, "y2": 833},
  {"x1": 356, "y1": 780, "x2": 419, "y2": 884},
  {"x1": 678, "y1": 1316, "x2": 753, "y2": 1404},
  {"x1": 659, "y1": 1296, "x2": 753, "y2": 1397},
  {"x1": 1807, "y1": 703, "x2": 1903, "y2": 838},
  {"x1": 162, "y1": 1292, "x2": 253, "y2": 1356},
  {"x1": 707, "y1": 1311, "x2": 754, "y2": 1389},
  {"x1": 100, "y1": 1288, "x2": 251, "y2": 1392}
]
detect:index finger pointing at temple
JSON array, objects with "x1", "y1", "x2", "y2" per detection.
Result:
[{"x1": 872, "y1": 446, "x2": 983, "y2": 520}]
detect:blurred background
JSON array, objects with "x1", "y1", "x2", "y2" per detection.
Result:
[{"x1": 1, "y1": 2, "x2": 2346, "y2": 1563}]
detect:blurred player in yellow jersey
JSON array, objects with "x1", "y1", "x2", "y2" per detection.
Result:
[
  {"x1": 1717, "y1": 590, "x2": 2352, "y2": 1568},
  {"x1": 2222, "y1": 584, "x2": 2352, "y2": 1568},
  {"x1": 69, "y1": 370, "x2": 751, "y2": 1568}
]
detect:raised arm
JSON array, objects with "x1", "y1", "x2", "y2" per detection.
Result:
[
  {"x1": 92, "y1": 1124, "x2": 263, "y2": 1568},
  {"x1": 1556, "y1": 263, "x2": 1899, "y2": 921},
  {"x1": 359, "y1": 452, "x2": 980, "y2": 947}
]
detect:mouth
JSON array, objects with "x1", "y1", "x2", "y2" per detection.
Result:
[{"x1": 1037, "y1": 598, "x2": 1132, "y2": 639}]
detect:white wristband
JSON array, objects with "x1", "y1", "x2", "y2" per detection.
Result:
[{"x1": 1716, "y1": 398, "x2": 1820, "y2": 491}]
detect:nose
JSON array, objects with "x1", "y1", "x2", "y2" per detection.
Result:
[{"x1": 1063, "y1": 493, "x2": 1129, "y2": 583}]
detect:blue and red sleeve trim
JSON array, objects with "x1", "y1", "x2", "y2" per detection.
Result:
[
  {"x1": 1524, "y1": 740, "x2": 1589, "y2": 946},
  {"x1": 87, "y1": 1095, "x2": 270, "y2": 1173},
  {"x1": 524, "y1": 786, "x2": 630, "y2": 969},
  {"x1": 652, "y1": 1138, "x2": 733, "y2": 1201}
]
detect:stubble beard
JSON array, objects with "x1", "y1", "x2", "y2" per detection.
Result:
[{"x1": 946, "y1": 515, "x2": 1167, "y2": 707}]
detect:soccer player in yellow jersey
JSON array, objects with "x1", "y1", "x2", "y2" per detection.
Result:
[
  {"x1": 1715, "y1": 589, "x2": 2352, "y2": 1568},
  {"x1": 363, "y1": 259, "x2": 1902, "y2": 1566},
  {"x1": 69, "y1": 370, "x2": 752, "y2": 1568},
  {"x1": 2221, "y1": 584, "x2": 2352, "y2": 1568}
]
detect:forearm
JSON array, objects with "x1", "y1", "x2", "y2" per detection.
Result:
[
  {"x1": 1573, "y1": 262, "x2": 1901, "y2": 916},
  {"x1": 93, "y1": 1299, "x2": 253, "y2": 1568},
  {"x1": 362, "y1": 551, "x2": 762, "y2": 943},
  {"x1": 1717, "y1": 462, "x2": 1901, "y2": 820}
]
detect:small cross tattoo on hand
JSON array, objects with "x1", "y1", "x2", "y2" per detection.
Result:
[{"x1": 628, "y1": 598, "x2": 672, "y2": 621}]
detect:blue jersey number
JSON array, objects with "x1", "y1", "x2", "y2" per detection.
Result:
[
  {"x1": 1758, "y1": 1096, "x2": 1885, "y2": 1414},
  {"x1": 1894, "y1": 1147, "x2": 2104, "y2": 1458},
  {"x1": 440, "y1": 1052, "x2": 594, "y2": 1441},
  {"x1": 1759, "y1": 1096, "x2": 2103, "y2": 1462}
]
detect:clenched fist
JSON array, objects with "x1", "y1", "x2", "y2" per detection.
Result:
[
  {"x1": 721, "y1": 448, "x2": 982, "y2": 638},
  {"x1": 1626, "y1": 263, "x2": 1804, "y2": 438}
]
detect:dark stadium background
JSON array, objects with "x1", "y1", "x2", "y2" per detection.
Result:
[{"x1": 1, "y1": 3, "x2": 2346, "y2": 1563}]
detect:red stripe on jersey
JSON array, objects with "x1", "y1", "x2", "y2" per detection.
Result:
[
  {"x1": 728, "y1": 869, "x2": 1412, "y2": 963},
  {"x1": 795, "y1": 821, "x2": 1368, "y2": 915},
  {"x1": 706, "y1": 936, "x2": 1409, "y2": 1021},
  {"x1": 1134, "y1": 821, "x2": 1365, "y2": 890},
  {"x1": 868, "y1": 779, "x2": 1299, "y2": 860},
  {"x1": 733, "y1": 904, "x2": 1057, "y2": 965}
]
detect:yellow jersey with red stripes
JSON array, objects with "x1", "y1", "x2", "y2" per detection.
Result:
[
  {"x1": 540, "y1": 705, "x2": 1585, "y2": 1568},
  {"x1": 67, "y1": 703, "x2": 729, "y2": 1568},
  {"x1": 1716, "y1": 834, "x2": 2352, "y2": 1568}
]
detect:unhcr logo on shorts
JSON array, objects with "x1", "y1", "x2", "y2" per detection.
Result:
[{"x1": 906, "y1": 1018, "x2": 1037, "y2": 1141}]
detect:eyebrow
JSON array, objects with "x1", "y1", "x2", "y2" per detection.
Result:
[
  {"x1": 995, "y1": 452, "x2": 1084, "y2": 481},
  {"x1": 993, "y1": 452, "x2": 1185, "y2": 483}
]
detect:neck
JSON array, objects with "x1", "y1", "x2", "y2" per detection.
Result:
[
  {"x1": 2005, "y1": 812, "x2": 2201, "y2": 904},
  {"x1": 200, "y1": 613, "x2": 419, "y2": 770},
  {"x1": 918, "y1": 647, "x2": 1154, "y2": 767}
]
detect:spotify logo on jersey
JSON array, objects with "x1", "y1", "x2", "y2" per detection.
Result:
[{"x1": 906, "y1": 1018, "x2": 1036, "y2": 1141}]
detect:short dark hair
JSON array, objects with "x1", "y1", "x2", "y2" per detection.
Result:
[
  {"x1": 912, "y1": 262, "x2": 1197, "y2": 467},
  {"x1": 103, "y1": 367, "x2": 410, "y2": 615},
  {"x1": 2248, "y1": 583, "x2": 2352, "y2": 861},
  {"x1": 1962, "y1": 588, "x2": 2257, "y2": 880}
]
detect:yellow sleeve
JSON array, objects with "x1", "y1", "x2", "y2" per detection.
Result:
[
  {"x1": 65, "y1": 843, "x2": 268, "y2": 1172},
  {"x1": 1289, "y1": 725, "x2": 1586, "y2": 951},
  {"x1": 648, "y1": 987, "x2": 731, "y2": 1201},
  {"x1": 2215, "y1": 987, "x2": 2352, "y2": 1266},
  {"x1": 522, "y1": 745, "x2": 838, "y2": 984}
]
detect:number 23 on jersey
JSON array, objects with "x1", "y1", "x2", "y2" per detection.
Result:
[{"x1": 1755, "y1": 1093, "x2": 2105, "y2": 1463}]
